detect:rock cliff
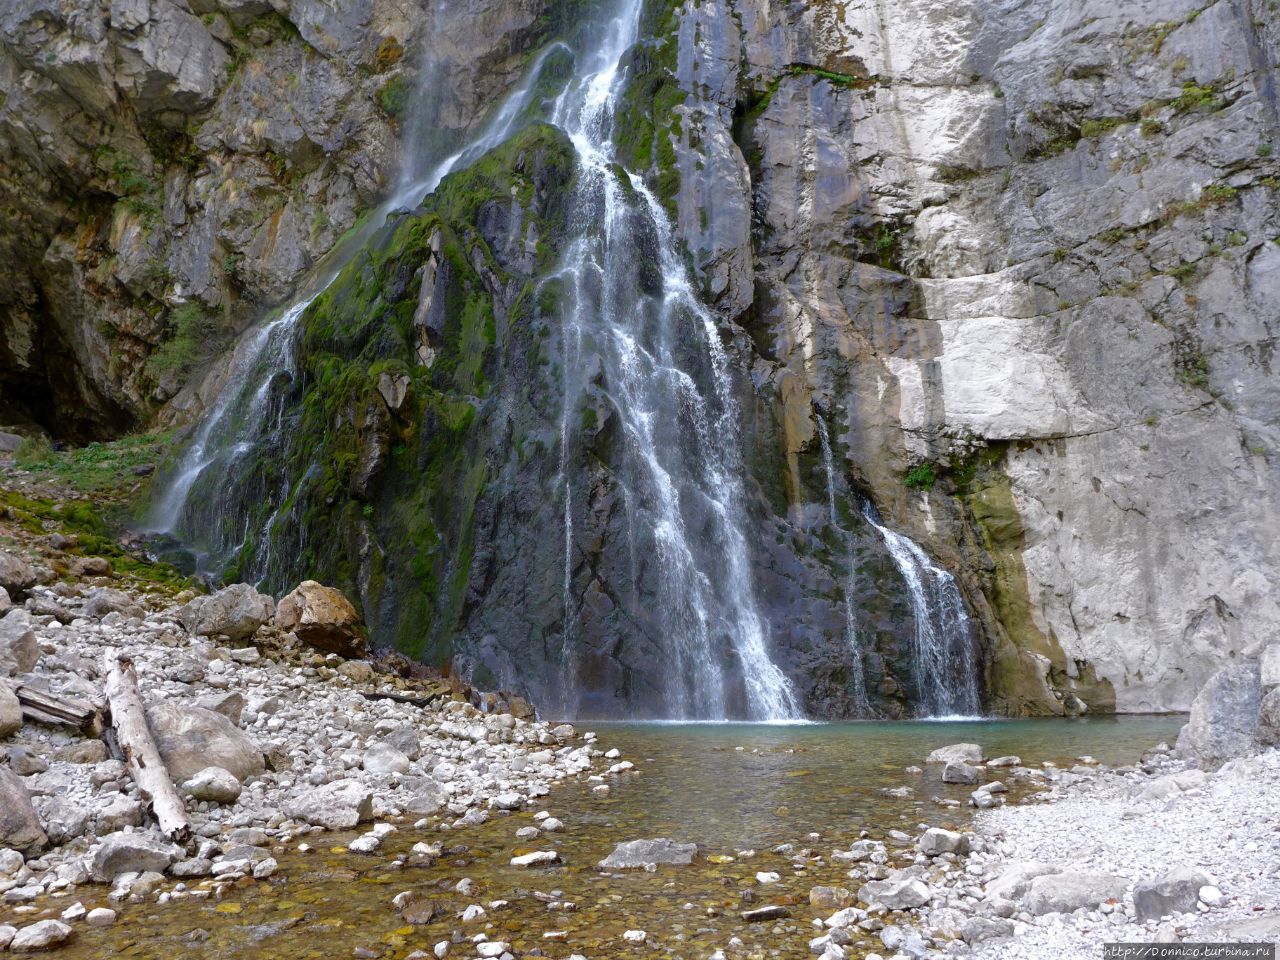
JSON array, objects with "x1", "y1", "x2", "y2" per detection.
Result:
[
  {"x1": 0, "y1": 0, "x2": 546, "y2": 440},
  {"x1": 655, "y1": 0, "x2": 1280, "y2": 712},
  {"x1": 8, "y1": 0, "x2": 1278, "y2": 716}
]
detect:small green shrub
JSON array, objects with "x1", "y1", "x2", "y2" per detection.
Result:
[
  {"x1": 904, "y1": 462, "x2": 937, "y2": 491},
  {"x1": 1140, "y1": 118, "x2": 1163, "y2": 138},
  {"x1": 1257, "y1": 143, "x2": 1274, "y2": 157},
  {"x1": 1172, "y1": 82, "x2": 1218, "y2": 113},
  {"x1": 146, "y1": 304, "x2": 212, "y2": 380}
]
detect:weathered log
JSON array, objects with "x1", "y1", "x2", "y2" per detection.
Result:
[
  {"x1": 104, "y1": 655, "x2": 190, "y2": 842},
  {"x1": 14, "y1": 685, "x2": 101, "y2": 733},
  {"x1": 359, "y1": 689, "x2": 447, "y2": 708}
]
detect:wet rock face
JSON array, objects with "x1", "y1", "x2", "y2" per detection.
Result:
[
  {"x1": 654, "y1": 0, "x2": 1280, "y2": 713},
  {"x1": 0, "y1": 0, "x2": 553, "y2": 441}
]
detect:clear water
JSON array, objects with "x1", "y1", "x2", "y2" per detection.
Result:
[{"x1": 51, "y1": 716, "x2": 1182, "y2": 960}]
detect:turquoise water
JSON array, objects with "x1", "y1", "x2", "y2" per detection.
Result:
[{"x1": 55, "y1": 715, "x2": 1184, "y2": 959}]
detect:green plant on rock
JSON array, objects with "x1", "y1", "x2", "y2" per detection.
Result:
[
  {"x1": 146, "y1": 304, "x2": 213, "y2": 381},
  {"x1": 1172, "y1": 82, "x2": 1219, "y2": 113},
  {"x1": 904, "y1": 462, "x2": 937, "y2": 491},
  {"x1": 377, "y1": 76, "x2": 409, "y2": 118}
]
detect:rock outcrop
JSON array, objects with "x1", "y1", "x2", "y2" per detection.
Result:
[
  {"x1": 15, "y1": 0, "x2": 1278, "y2": 717},
  {"x1": 0, "y1": 0, "x2": 553, "y2": 441}
]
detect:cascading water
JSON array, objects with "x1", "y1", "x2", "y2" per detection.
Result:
[
  {"x1": 815, "y1": 416, "x2": 870, "y2": 716},
  {"x1": 148, "y1": 34, "x2": 575, "y2": 572},
  {"x1": 151, "y1": 0, "x2": 800, "y2": 721},
  {"x1": 861, "y1": 503, "x2": 982, "y2": 718},
  {"x1": 546, "y1": 0, "x2": 800, "y2": 721}
]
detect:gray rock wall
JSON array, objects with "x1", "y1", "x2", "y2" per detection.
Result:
[
  {"x1": 659, "y1": 0, "x2": 1279, "y2": 712},
  {"x1": 0, "y1": 0, "x2": 546, "y2": 440}
]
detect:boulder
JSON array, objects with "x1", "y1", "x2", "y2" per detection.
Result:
[
  {"x1": 275, "y1": 581, "x2": 367, "y2": 657},
  {"x1": 0, "y1": 682, "x2": 20, "y2": 737},
  {"x1": 0, "y1": 586, "x2": 9, "y2": 614},
  {"x1": 10, "y1": 920, "x2": 72, "y2": 952},
  {"x1": 1257, "y1": 688, "x2": 1280, "y2": 747},
  {"x1": 1180, "y1": 663, "x2": 1262, "y2": 769},
  {"x1": 146, "y1": 702, "x2": 264, "y2": 783},
  {"x1": 918, "y1": 828, "x2": 969, "y2": 857},
  {"x1": 810, "y1": 886, "x2": 855, "y2": 910},
  {"x1": 0, "y1": 610, "x2": 38, "y2": 676},
  {"x1": 177, "y1": 584, "x2": 274, "y2": 641},
  {"x1": 182, "y1": 766, "x2": 243, "y2": 804},
  {"x1": 362, "y1": 741, "x2": 410, "y2": 775},
  {"x1": 285, "y1": 781, "x2": 373, "y2": 829},
  {"x1": 90, "y1": 831, "x2": 182, "y2": 881},
  {"x1": 0, "y1": 769, "x2": 47, "y2": 855},
  {"x1": 926, "y1": 743, "x2": 982, "y2": 763},
  {"x1": 984, "y1": 861, "x2": 1062, "y2": 902},
  {"x1": 81, "y1": 587, "x2": 144, "y2": 620},
  {"x1": 960, "y1": 917, "x2": 1014, "y2": 944},
  {"x1": 0, "y1": 551, "x2": 39, "y2": 597},
  {"x1": 598, "y1": 838, "x2": 698, "y2": 870},
  {"x1": 859, "y1": 876, "x2": 931, "y2": 910},
  {"x1": 942, "y1": 761, "x2": 979, "y2": 784},
  {"x1": 1132, "y1": 868, "x2": 1212, "y2": 921},
  {"x1": 1022, "y1": 871, "x2": 1127, "y2": 916}
]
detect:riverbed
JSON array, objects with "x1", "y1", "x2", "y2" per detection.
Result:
[{"x1": 52, "y1": 717, "x2": 1183, "y2": 960}]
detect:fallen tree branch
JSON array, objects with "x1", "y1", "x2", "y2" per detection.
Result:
[
  {"x1": 13, "y1": 685, "x2": 101, "y2": 733},
  {"x1": 104, "y1": 655, "x2": 190, "y2": 842},
  {"x1": 359, "y1": 689, "x2": 446, "y2": 708}
]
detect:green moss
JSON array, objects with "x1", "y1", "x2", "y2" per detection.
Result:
[
  {"x1": 956, "y1": 447, "x2": 1115, "y2": 715},
  {"x1": 0, "y1": 490, "x2": 191, "y2": 592},
  {"x1": 377, "y1": 76, "x2": 410, "y2": 118}
]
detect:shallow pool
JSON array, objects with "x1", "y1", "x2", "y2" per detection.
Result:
[{"x1": 50, "y1": 715, "x2": 1184, "y2": 960}]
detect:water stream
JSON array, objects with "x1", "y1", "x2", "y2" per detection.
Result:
[
  {"x1": 815, "y1": 416, "x2": 870, "y2": 716},
  {"x1": 862, "y1": 504, "x2": 982, "y2": 718}
]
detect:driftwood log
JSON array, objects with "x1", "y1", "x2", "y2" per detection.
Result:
[
  {"x1": 359, "y1": 689, "x2": 447, "y2": 708},
  {"x1": 104, "y1": 655, "x2": 190, "y2": 842},
  {"x1": 13, "y1": 685, "x2": 101, "y2": 733}
]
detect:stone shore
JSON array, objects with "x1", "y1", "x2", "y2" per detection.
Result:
[{"x1": 0, "y1": 544, "x2": 605, "y2": 953}]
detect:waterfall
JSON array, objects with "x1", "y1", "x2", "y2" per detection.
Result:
[
  {"x1": 151, "y1": 0, "x2": 800, "y2": 721},
  {"x1": 861, "y1": 503, "x2": 981, "y2": 718},
  {"x1": 147, "y1": 32, "x2": 577, "y2": 568},
  {"x1": 815, "y1": 416, "x2": 871, "y2": 716},
  {"x1": 547, "y1": 0, "x2": 800, "y2": 720}
]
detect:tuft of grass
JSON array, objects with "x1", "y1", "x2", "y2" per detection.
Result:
[
  {"x1": 904, "y1": 462, "x2": 937, "y2": 491},
  {"x1": 7, "y1": 432, "x2": 175, "y2": 500}
]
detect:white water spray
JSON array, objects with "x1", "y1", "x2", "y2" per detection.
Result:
[{"x1": 862, "y1": 503, "x2": 981, "y2": 717}]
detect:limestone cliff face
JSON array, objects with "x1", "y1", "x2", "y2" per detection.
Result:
[
  {"x1": 0, "y1": 0, "x2": 545, "y2": 441},
  {"x1": 663, "y1": 0, "x2": 1280, "y2": 712}
]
